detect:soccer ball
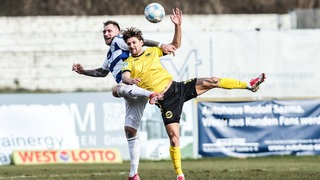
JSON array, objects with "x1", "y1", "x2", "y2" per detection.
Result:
[{"x1": 144, "y1": 3, "x2": 165, "y2": 23}]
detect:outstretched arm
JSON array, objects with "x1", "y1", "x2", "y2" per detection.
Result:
[
  {"x1": 144, "y1": 39, "x2": 161, "y2": 47},
  {"x1": 144, "y1": 39, "x2": 176, "y2": 55},
  {"x1": 72, "y1": 63, "x2": 109, "y2": 77},
  {"x1": 170, "y1": 8, "x2": 182, "y2": 49},
  {"x1": 143, "y1": 8, "x2": 182, "y2": 56}
]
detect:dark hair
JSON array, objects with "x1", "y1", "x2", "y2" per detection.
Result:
[
  {"x1": 103, "y1": 20, "x2": 121, "y2": 31},
  {"x1": 122, "y1": 27, "x2": 144, "y2": 42}
]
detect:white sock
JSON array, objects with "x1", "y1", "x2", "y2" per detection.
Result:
[
  {"x1": 118, "y1": 85, "x2": 152, "y2": 98},
  {"x1": 128, "y1": 136, "x2": 140, "y2": 177}
]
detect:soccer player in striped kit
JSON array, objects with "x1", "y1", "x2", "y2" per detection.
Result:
[{"x1": 72, "y1": 20, "x2": 176, "y2": 180}]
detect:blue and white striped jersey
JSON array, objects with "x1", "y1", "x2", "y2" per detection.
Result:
[{"x1": 102, "y1": 34, "x2": 129, "y2": 84}]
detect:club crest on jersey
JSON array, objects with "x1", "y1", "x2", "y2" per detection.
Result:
[
  {"x1": 122, "y1": 62, "x2": 129, "y2": 69},
  {"x1": 165, "y1": 111, "x2": 173, "y2": 119},
  {"x1": 145, "y1": 53, "x2": 152, "y2": 57},
  {"x1": 183, "y1": 78, "x2": 194, "y2": 84}
]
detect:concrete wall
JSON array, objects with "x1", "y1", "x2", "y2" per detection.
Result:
[{"x1": 0, "y1": 14, "x2": 291, "y2": 92}]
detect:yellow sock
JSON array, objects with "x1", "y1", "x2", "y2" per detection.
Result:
[
  {"x1": 219, "y1": 78, "x2": 247, "y2": 89},
  {"x1": 169, "y1": 146, "x2": 183, "y2": 175}
]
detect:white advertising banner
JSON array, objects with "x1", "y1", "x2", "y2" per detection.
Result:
[
  {"x1": 0, "y1": 93, "x2": 194, "y2": 165},
  {"x1": 0, "y1": 103, "x2": 79, "y2": 165}
]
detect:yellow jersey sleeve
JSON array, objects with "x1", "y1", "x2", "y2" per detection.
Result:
[{"x1": 122, "y1": 61, "x2": 131, "y2": 72}]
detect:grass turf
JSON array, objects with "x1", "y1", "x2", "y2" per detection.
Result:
[{"x1": 1, "y1": 155, "x2": 320, "y2": 180}]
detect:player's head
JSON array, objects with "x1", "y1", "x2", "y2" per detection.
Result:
[
  {"x1": 122, "y1": 27, "x2": 144, "y2": 56},
  {"x1": 103, "y1": 20, "x2": 121, "y2": 45}
]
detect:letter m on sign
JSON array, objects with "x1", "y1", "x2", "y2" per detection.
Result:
[{"x1": 70, "y1": 103, "x2": 96, "y2": 132}]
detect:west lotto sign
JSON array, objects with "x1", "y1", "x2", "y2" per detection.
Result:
[{"x1": 12, "y1": 149, "x2": 122, "y2": 165}]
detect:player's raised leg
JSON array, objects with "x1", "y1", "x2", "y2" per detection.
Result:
[
  {"x1": 195, "y1": 73, "x2": 266, "y2": 95},
  {"x1": 112, "y1": 84, "x2": 162, "y2": 104}
]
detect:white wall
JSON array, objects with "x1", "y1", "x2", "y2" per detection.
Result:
[{"x1": 0, "y1": 14, "x2": 292, "y2": 92}]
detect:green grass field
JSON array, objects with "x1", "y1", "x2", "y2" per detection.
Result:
[{"x1": 1, "y1": 156, "x2": 320, "y2": 180}]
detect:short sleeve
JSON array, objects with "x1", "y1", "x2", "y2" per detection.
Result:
[{"x1": 122, "y1": 61, "x2": 131, "y2": 72}]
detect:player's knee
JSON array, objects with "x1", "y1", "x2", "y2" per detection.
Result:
[
  {"x1": 168, "y1": 133, "x2": 180, "y2": 146},
  {"x1": 170, "y1": 136, "x2": 180, "y2": 146},
  {"x1": 112, "y1": 85, "x2": 120, "y2": 97},
  {"x1": 206, "y1": 77, "x2": 220, "y2": 89},
  {"x1": 125, "y1": 126, "x2": 137, "y2": 138},
  {"x1": 211, "y1": 77, "x2": 220, "y2": 84}
]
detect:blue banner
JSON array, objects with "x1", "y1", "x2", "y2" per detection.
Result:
[{"x1": 197, "y1": 99, "x2": 320, "y2": 157}]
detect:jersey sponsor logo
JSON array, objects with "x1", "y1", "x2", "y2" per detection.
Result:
[{"x1": 165, "y1": 111, "x2": 173, "y2": 119}]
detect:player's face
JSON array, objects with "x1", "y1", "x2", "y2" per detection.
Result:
[
  {"x1": 103, "y1": 24, "x2": 120, "y2": 45},
  {"x1": 126, "y1": 37, "x2": 144, "y2": 56}
]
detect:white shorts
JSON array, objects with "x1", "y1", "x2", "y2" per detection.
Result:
[{"x1": 124, "y1": 96, "x2": 148, "y2": 130}]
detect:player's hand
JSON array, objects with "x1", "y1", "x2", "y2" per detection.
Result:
[
  {"x1": 131, "y1": 78, "x2": 141, "y2": 85},
  {"x1": 170, "y1": 8, "x2": 182, "y2": 26},
  {"x1": 161, "y1": 44, "x2": 177, "y2": 56},
  {"x1": 72, "y1": 63, "x2": 84, "y2": 74}
]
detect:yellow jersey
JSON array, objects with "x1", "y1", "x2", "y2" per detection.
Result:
[{"x1": 122, "y1": 47, "x2": 173, "y2": 92}]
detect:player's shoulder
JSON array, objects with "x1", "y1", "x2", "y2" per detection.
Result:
[
  {"x1": 145, "y1": 46, "x2": 160, "y2": 52},
  {"x1": 113, "y1": 34, "x2": 128, "y2": 50},
  {"x1": 112, "y1": 34, "x2": 124, "y2": 44},
  {"x1": 145, "y1": 46, "x2": 162, "y2": 56},
  {"x1": 124, "y1": 56, "x2": 135, "y2": 63}
]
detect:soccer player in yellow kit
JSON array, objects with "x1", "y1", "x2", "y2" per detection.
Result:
[{"x1": 121, "y1": 8, "x2": 265, "y2": 180}]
